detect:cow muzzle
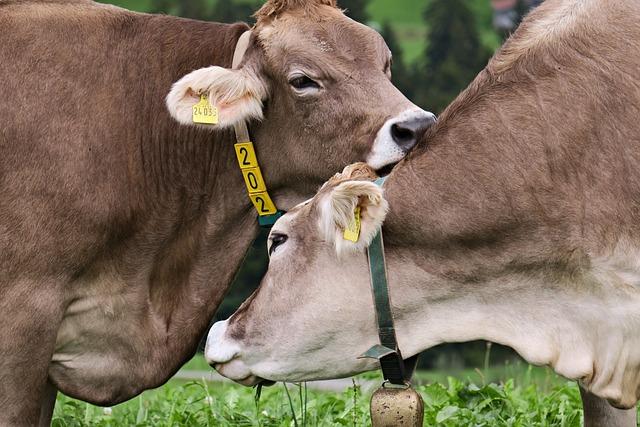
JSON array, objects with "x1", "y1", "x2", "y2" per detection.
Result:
[
  {"x1": 204, "y1": 320, "x2": 265, "y2": 386},
  {"x1": 367, "y1": 108, "x2": 436, "y2": 171}
]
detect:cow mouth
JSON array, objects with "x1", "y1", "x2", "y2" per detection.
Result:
[
  {"x1": 233, "y1": 375, "x2": 276, "y2": 387},
  {"x1": 212, "y1": 361, "x2": 276, "y2": 387},
  {"x1": 376, "y1": 162, "x2": 398, "y2": 177}
]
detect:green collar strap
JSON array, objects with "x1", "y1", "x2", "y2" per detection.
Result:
[{"x1": 360, "y1": 176, "x2": 418, "y2": 385}]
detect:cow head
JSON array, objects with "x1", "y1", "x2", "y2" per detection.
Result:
[
  {"x1": 166, "y1": 0, "x2": 435, "y2": 205},
  {"x1": 203, "y1": 164, "x2": 390, "y2": 384}
]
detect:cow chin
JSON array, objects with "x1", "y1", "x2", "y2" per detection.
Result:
[{"x1": 214, "y1": 359, "x2": 263, "y2": 386}]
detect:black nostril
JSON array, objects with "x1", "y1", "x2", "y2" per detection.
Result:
[
  {"x1": 391, "y1": 123, "x2": 415, "y2": 145},
  {"x1": 391, "y1": 114, "x2": 437, "y2": 152}
]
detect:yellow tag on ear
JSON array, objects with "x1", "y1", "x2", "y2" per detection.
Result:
[
  {"x1": 343, "y1": 206, "x2": 361, "y2": 242},
  {"x1": 192, "y1": 94, "x2": 218, "y2": 125}
]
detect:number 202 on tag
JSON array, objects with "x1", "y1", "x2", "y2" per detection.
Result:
[
  {"x1": 241, "y1": 168, "x2": 267, "y2": 194},
  {"x1": 234, "y1": 142, "x2": 258, "y2": 169},
  {"x1": 250, "y1": 192, "x2": 277, "y2": 215}
]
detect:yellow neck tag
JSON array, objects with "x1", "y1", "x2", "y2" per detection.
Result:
[
  {"x1": 234, "y1": 141, "x2": 278, "y2": 216},
  {"x1": 192, "y1": 94, "x2": 219, "y2": 125},
  {"x1": 343, "y1": 206, "x2": 361, "y2": 242}
]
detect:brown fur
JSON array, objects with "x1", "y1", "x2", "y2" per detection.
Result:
[
  {"x1": 0, "y1": 0, "x2": 419, "y2": 424},
  {"x1": 254, "y1": 0, "x2": 337, "y2": 23},
  {"x1": 217, "y1": 0, "x2": 640, "y2": 423},
  {"x1": 324, "y1": 162, "x2": 378, "y2": 186}
]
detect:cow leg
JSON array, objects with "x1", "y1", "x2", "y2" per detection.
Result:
[
  {"x1": 580, "y1": 385, "x2": 637, "y2": 427},
  {"x1": 38, "y1": 380, "x2": 57, "y2": 427},
  {"x1": 0, "y1": 284, "x2": 62, "y2": 426}
]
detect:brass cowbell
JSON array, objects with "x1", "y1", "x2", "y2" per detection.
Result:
[{"x1": 370, "y1": 384, "x2": 424, "y2": 427}]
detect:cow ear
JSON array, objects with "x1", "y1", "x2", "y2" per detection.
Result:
[
  {"x1": 319, "y1": 180, "x2": 389, "y2": 255},
  {"x1": 166, "y1": 66, "x2": 267, "y2": 129}
]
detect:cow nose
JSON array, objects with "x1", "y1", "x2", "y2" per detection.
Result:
[
  {"x1": 204, "y1": 320, "x2": 239, "y2": 366},
  {"x1": 390, "y1": 112, "x2": 437, "y2": 152},
  {"x1": 368, "y1": 108, "x2": 436, "y2": 170}
]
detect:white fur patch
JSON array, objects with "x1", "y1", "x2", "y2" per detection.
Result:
[
  {"x1": 318, "y1": 181, "x2": 388, "y2": 255},
  {"x1": 592, "y1": 243, "x2": 640, "y2": 289},
  {"x1": 204, "y1": 320, "x2": 240, "y2": 365},
  {"x1": 367, "y1": 108, "x2": 436, "y2": 170},
  {"x1": 166, "y1": 66, "x2": 267, "y2": 129}
]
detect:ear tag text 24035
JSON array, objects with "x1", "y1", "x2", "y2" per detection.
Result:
[
  {"x1": 343, "y1": 206, "x2": 361, "y2": 242},
  {"x1": 192, "y1": 93, "x2": 219, "y2": 125}
]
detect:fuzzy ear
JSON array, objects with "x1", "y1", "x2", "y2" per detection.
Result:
[
  {"x1": 166, "y1": 66, "x2": 267, "y2": 129},
  {"x1": 319, "y1": 180, "x2": 389, "y2": 255}
]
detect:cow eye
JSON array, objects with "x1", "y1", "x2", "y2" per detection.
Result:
[
  {"x1": 268, "y1": 233, "x2": 288, "y2": 257},
  {"x1": 289, "y1": 74, "x2": 321, "y2": 93}
]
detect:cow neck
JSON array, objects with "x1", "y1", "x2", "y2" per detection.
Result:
[
  {"x1": 138, "y1": 25, "x2": 263, "y2": 368},
  {"x1": 148, "y1": 28, "x2": 278, "y2": 369},
  {"x1": 376, "y1": 74, "x2": 613, "y2": 393},
  {"x1": 231, "y1": 31, "x2": 285, "y2": 228}
]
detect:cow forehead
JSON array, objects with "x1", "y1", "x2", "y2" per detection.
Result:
[
  {"x1": 258, "y1": 9, "x2": 388, "y2": 70},
  {"x1": 270, "y1": 197, "x2": 323, "y2": 240}
]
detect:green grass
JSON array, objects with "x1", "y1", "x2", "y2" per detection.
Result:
[
  {"x1": 53, "y1": 356, "x2": 618, "y2": 426},
  {"x1": 181, "y1": 354, "x2": 212, "y2": 371},
  {"x1": 53, "y1": 374, "x2": 588, "y2": 426}
]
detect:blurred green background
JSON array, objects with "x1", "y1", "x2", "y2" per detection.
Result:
[{"x1": 97, "y1": 0, "x2": 539, "y2": 371}]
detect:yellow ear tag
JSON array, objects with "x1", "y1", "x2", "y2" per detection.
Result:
[
  {"x1": 192, "y1": 94, "x2": 219, "y2": 125},
  {"x1": 343, "y1": 206, "x2": 361, "y2": 242}
]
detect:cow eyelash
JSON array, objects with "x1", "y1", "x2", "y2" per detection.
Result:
[
  {"x1": 288, "y1": 74, "x2": 321, "y2": 93},
  {"x1": 268, "y1": 233, "x2": 288, "y2": 256}
]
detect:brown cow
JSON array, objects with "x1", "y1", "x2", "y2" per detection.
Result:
[
  {"x1": 0, "y1": 0, "x2": 434, "y2": 424},
  {"x1": 205, "y1": 0, "x2": 640, "y2": 426}
]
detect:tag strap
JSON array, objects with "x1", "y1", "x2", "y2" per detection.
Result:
[{"x1": 231, "y1": 31, "x2": 284, "y2": 227}]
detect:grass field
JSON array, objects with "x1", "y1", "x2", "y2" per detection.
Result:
[
  {"x1": 53, "y1": 356, "x2": 637, "y2": 426},
  {"x1": 52, "y1": 375, "x2": 587, "y2": 426}
]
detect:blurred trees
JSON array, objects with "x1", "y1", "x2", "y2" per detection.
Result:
[
  {"x1": 415, "y1": 0, "x2": 491, "y2": 112},
  {"x1": 149, "y1": 0, "x2": 371, "y2": 25},
  {"x1": 380, "y1": 22, "x2": 413, "y2": 100},
  {"x1": 150, "y1": 0, "x2": 258, "y2": 23},
  {"x1": 150, "y1": 0, "x2": 209, "y2": 19},
  {"x1": 211, "y1": 1, "x2": 257, "y2": 23},
  {"x1": 491, "y1": 0, "x2": 543, "y2": 40},
  {"x1": 338, "y1": 0, "x2": 369, "y2": 23}
]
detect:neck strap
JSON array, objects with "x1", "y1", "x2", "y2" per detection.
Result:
[{"x1": 360, "y1": 176, "x2": 418, "y2": 385}]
